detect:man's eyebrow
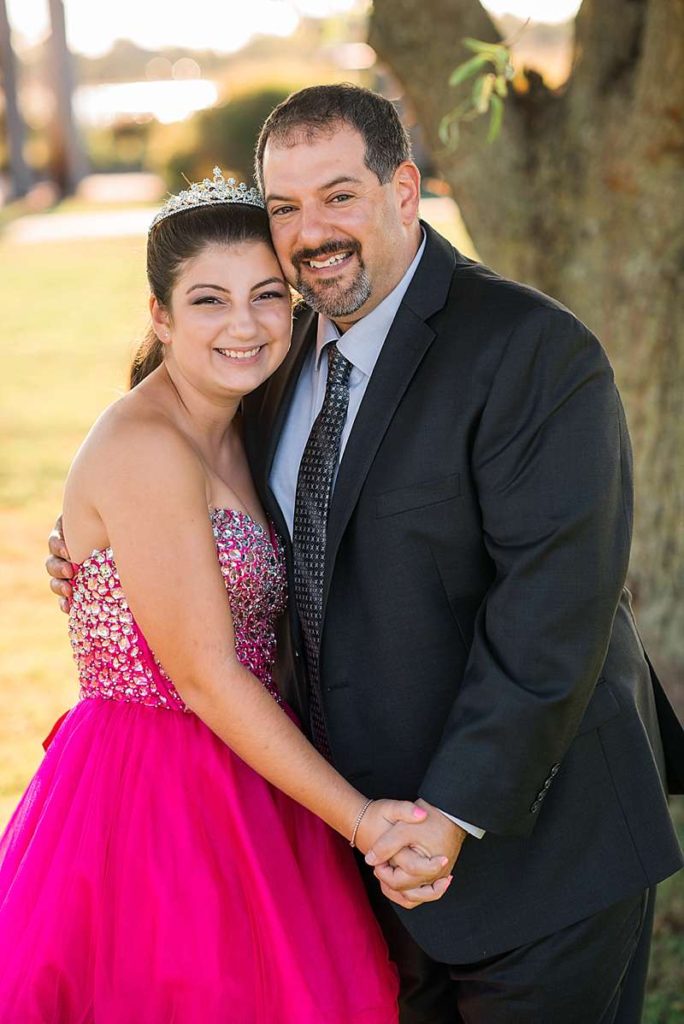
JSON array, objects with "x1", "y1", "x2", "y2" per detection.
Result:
[
  {"x1": 319, "y1": 175, "x2": 364, "y2": 190},
  {"x1": 186, "y1": 277, "x2": 285, "y2": 294},
  {"x1": 265, "y1": 176, "x2": 364, "y2": 204}
]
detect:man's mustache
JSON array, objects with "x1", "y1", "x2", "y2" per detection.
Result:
[{"x1": 293, "y1": 240, "x2": 361, "y2": 269}]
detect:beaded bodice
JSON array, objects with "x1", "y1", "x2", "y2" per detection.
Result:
[{"x1": 68, "y1": 509, "x2": 287, "y2": 711}]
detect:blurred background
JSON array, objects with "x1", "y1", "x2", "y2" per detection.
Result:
[{"x1": 1, "y1": 0, "x2": 681, "y2": 1017}]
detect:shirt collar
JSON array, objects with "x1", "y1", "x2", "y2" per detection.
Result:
[{"x1": 314, "y1": 228, "x2": 427, "y2": 377}]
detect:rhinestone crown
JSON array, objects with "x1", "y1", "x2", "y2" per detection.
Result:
[{"x1": 149, "y1": 167, "x2": 265, "y2": 232}]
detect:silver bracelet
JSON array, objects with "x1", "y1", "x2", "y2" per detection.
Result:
[{"x1": 349, "y1": 798, "x2": 374, "y2": 848}]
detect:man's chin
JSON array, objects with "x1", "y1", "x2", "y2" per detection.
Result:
[
  {"x1": 307, "y1": 295, "x2": 368, "y2": 319},
  {"x1": 297, "y1": 279, "x2": 371, "y2": 320}
]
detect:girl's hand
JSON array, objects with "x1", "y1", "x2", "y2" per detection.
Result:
[
  {"x1": 354, "y1": 798, "x2": 429, "y2": 856},
  {"x1": 354, "y1": 798, "x2": 455, "y2": 909}
]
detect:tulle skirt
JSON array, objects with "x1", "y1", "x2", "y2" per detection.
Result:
[{"x1": 0, "y1": 698, "x2": 398, "y2": 1023}]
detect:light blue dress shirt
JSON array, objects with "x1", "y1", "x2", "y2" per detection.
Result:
[
  {"x1": 269, "y1": 231, "x2": 484, "y2": 839},
  {"x1": 270, "y1": 233, "x2": 427, "y2": 536}
]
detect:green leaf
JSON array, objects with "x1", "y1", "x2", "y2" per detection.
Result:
[
  {"x1": 449, "y1": 54, "x2": 488, "y2": 87},
  {"x1": 445, "y1": 36, "x2": 514, "y2": 149},
  {"x1": 438, "y1": 112, "x2": 460, "y2": 148},
  {"x1": 492, "y1": 50, "x2": 511, "y2": 74},
  {"x1": 487, "y1": 94, "x2": 504, "y2": 142},
  {"x1": 495, "y1": 74, "x2": 508, "y2": 98},
  {"x1": 472, "y1": 73, "x2": 495, "y2": 113},
  {"x1": 463, "y1": 37, "x2": 506, "y2": 58}
]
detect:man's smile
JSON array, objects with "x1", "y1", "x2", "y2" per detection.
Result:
[
  {"x1": 306, "y1": 251, "x2": 353, "y2": 271},
  {"x1": 294, "y1": 241, "x2": 361, "y2": 280}
]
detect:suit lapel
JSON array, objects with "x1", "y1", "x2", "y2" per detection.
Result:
[
  {"x1": 322, "y1": 309, "x2": 435, "y2": 614},
  {"x1": 322, "y1": 224, "x2": 459, "y2": 616}
]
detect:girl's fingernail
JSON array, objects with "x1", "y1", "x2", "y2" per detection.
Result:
[
  {"x1": 365, "y1": 852, "x2": 377, "y2": 865},
  {"x1": 440, "y1": 856, "x2": 449, "y2": 867},
  {"x1": 413, "y1": 806, "x2": 427, "y2": 818}
]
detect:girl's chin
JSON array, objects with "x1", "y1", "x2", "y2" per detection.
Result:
[{"x1": 209, "y1": 358, "x2": 277, "y2": 397}]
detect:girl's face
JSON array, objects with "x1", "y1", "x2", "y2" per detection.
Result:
[{"x1": 153, "y1": 240, "x2": 292, "y2": 401}]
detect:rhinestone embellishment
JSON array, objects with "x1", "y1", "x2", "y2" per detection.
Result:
[
  {"x1": 149, "y1": 167, "x2": 265, "y2": 233},
  {"x1": 69, "y1": 510, "x2": 286, "y2": 711}
]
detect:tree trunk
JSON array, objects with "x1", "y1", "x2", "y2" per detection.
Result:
[
  {"x1": 46, "y1": 0, "x2": 87, "y2": 196},
  {"x1": 0, "y1": 0, "x2": 32, "y2": 198},
  {"x1": 370, "y1": 0, "x2": 684, "y2": 672}
]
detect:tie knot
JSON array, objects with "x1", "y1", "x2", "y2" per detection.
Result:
[{"x1": 326, "y1": 343, "x2": 353, "y2": 389}]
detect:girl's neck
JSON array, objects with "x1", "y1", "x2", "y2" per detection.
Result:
[{"x1": 156, "y1": 362, "x2": 242, "y2": 462}]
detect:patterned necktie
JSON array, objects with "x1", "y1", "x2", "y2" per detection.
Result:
[{"x1": 293, "y1": 342, "x2": 353, "y2": 756}]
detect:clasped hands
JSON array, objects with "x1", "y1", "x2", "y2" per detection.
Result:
[{"x1": 356, "y1": 798, "x2": 466, "y2": 910}]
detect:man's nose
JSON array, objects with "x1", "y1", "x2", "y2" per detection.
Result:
[{"x1": 296, "y1": 203, "x2": 331, "y2": 250}]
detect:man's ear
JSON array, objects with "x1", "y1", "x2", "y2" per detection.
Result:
[{"x1": 394, "y1": 161, "x2": 421, "y2": 225}]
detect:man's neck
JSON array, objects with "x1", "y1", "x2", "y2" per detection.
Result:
[{"x1": 332, "y1": 222, "x2": 423, "y2": 334}]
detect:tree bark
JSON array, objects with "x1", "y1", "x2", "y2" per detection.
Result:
[
  {"x1": 0, "y1": 0, "x2": 32, "y2": 198},
  {"x1": 370, "y1": 0, "x2": 684, "y2": 670},
  {"x1": 46, "y1": 0, "x2": 87, "y2": 196}
]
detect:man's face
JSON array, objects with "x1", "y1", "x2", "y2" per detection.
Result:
[{"x1": 263, "y1": 124, "x2": 419, "y2": 327}]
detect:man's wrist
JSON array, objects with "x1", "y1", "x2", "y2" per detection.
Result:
[{"x1": 435, "y1": 807, "x2": 485, "y2": 839}]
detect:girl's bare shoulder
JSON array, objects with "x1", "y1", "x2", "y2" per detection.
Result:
[{"x1": 67, "y1": 382, "x2": 201, "y2": 498}]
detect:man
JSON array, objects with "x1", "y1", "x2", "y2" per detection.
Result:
[{"x1": 49, "y1": 85, "x2": 683, "y2": 1022}]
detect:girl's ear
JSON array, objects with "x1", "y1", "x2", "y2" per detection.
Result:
[{"x1": 149, "y1": 295, "x2": 171, "y2": 344}]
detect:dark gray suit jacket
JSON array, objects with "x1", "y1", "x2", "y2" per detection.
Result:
[{"x1": 244, "y1": 222, "x2": 683, "y2": 962}]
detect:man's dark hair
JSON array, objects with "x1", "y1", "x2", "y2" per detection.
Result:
[{"x1": 254, "y1": 83, "x2": 413, "y2": 193}]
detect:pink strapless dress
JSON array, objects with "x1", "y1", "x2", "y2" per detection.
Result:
[{"x1": 0, "y1": 509, "x2": 398, "y2": 1023}]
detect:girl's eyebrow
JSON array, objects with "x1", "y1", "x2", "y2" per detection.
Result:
[
  {"x1": 186, "y1": 277, "x2": 285, "y2": 295},
  {"x1": 250, "y1": 277, "x2": 287, "y2": 291},
  {"x1": 186, "y1": 283, "x2": 229, "y2": 294}
]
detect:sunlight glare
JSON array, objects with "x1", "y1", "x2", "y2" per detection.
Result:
[
  {"x1": 7, "y1": 0, "x2": 583, "y2": 57},
  {"x1": 481, "y1": 0, "x2": 581, "y2": 24},
  {"x1": 6, "y1": 0, "x2": 359, "y2": 55},
  {"x1": 74, "y1": 80, "x2": 219, "y2": 126}
]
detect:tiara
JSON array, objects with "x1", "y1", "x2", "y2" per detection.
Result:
[{"x1": 149, "y1": 167, "x2": 265, "y2": 232}]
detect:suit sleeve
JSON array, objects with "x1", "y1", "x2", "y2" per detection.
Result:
[{"x1": 419, "y1": 306, "x2": 633, "y2": 836}]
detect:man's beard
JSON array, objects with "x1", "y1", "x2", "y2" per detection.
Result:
[{"x1": 293, "y1": 242, "x2": 371, "y2": 319}]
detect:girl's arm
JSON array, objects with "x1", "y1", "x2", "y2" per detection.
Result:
[{"x1": 90, "y1": 417, "x2": 425, "y2": 852}]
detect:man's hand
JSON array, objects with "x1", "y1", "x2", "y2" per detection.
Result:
[
  {"x1": 46, "y1": 515, "x2": 74, "y2": 613},
  {"x1": 365, "y1": 798, "x2": 466, "y2": 909},
  {"x1": 354, "y1": 798, "x2": 453, "y2": 908}
]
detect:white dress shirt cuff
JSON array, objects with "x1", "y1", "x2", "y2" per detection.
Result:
[{"x1": 437, "y1": 808, "x2": 485, "y2": 839}]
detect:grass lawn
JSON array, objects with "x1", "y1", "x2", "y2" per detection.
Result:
[
  {"x1": 0, "y1": 230, "x2": 148, "y2": 826},
  {"x1": 0, "y1": 208, "x2": 681, "y2": 1019}
]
